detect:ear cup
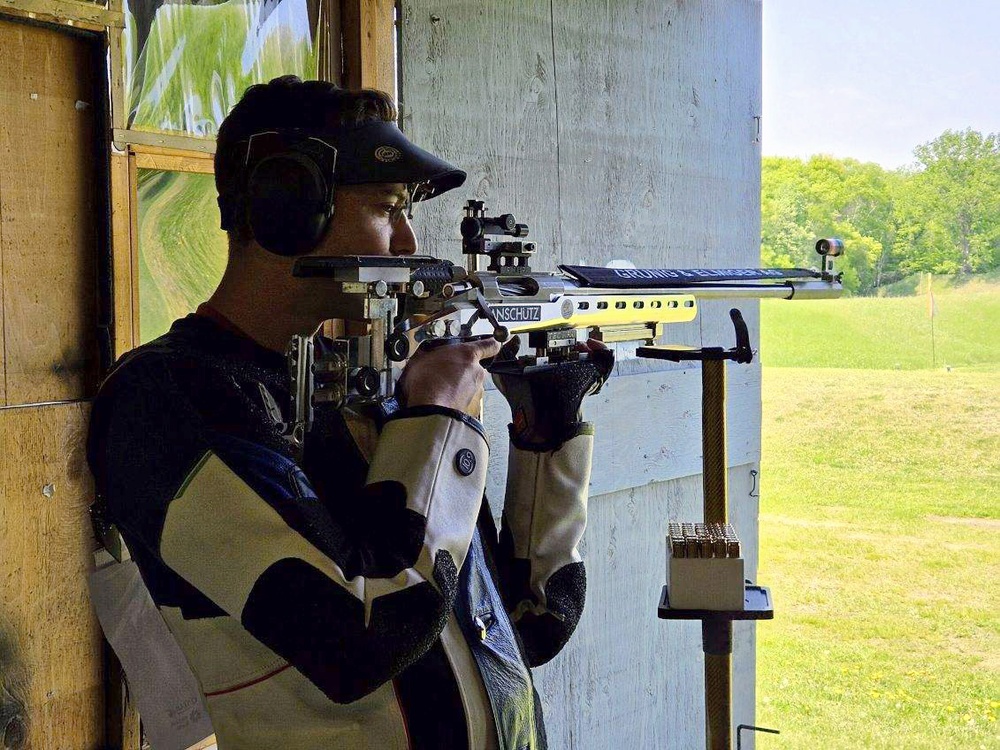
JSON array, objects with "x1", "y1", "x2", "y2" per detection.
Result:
[{"x1": 246, "y1": 151, "x2": 333, "y2": 257}]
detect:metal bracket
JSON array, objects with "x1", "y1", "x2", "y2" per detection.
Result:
[
  {"x1": 737, "y1": 724, "x2": 780, "y2": 750},
  {"x1": 636, "y1": 308, "x2": 754, "y2": 364}
]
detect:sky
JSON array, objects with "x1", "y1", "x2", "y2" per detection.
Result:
[{"x1": 763, "y1": 0, "x2": 1000, "y2": 169}]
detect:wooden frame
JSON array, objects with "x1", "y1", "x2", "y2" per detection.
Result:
[
  {"x1": 131, "y1": 145, "x2": 215, "y2": 175},
  {"x1": 0, "y1": 0, "x2": 397, "y2": 357},
  {"x1": 113, "y1": 128, "x2": 217, "y2": 154},
  {"x1": 122, "y1": 145, "x2": 215, "y2": 350},
  {"x1": 341, "y1": 0, "x2": 396, "y2": 92},
  {"x1": 0, "y1": 0, "x2": 123, "y2": 31}
]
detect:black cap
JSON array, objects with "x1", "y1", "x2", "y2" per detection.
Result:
[
  {"x1": 323, "y1": 120, "x2": 466, "y2": 200},
  {"x1": 218, "y1": 121, "x2": 465, "y2": 238}
]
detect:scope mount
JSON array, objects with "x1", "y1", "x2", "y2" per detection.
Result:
[{"x1": 461, "y1": 200, "x2": 536, "y2": 275}]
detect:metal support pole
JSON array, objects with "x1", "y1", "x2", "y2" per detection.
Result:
[
  {"x1": 702, "y1": 358, "x2": 732, "y2": 750},
  {"x1": 647, "y1": 310, "x2": 770, "y2": 750},
  {"x1": 702, "y1": 358, "x2": 728, "y2": 521}
]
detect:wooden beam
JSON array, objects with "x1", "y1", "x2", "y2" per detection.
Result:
[
  {"x1": 109, "y1": 151, "x2": 134, "y2": 359},
  {"x1": 0, "y1": 115, "x2": 6, "y2": 408},
  {"x1": 107, "y1": 26, "x2": 126, "y2": 133},
  {"x1": 0, "y1": 17, "x2": 101, "y2": 404},
  {"x1": 113, "y1": 128, "x2": 216, "y2": 155},
  {"x1": 0, "y1": 0, "x2": 123, "y2": 31},
  {"x1": 0, "y1": 401, "x2": 105, "y2": 749},
  {"x1": 133, "y1": 148, "x2": 215, "y2": 175},
  {"x1": 341, "y1": 0, "x2": 396, "y2": 93},
  {"x1": 317, "y1": 0, "x2": 342, "y2": 83},
  {"x1": 127, "y1": 151, "x2": 140, "y2": 348}
]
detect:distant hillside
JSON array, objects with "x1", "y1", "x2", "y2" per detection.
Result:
[
  {"x1": 760, "y1": 278, "x2": 1000, "y2": 369},
  {"x1": 762, "y1": 130, "x2": 1000, "y2": 296}
]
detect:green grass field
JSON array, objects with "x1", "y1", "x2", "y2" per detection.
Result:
[
  {"x1": 759, "y1": 278, "x2": 1000, "y2": 370},
  {"x1": 756, "y1": 280, "x2": 999, "y2": 749}
]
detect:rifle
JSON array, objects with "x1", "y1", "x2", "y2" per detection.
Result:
[{"x1": 279, "y1": 199, "x2": 843, "y2": 444}]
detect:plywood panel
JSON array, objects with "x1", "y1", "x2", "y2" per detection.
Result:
[
  {"x1": 398, "y1": 0, "x2": 561, "y2": 270},
  {"x1": 0, "y1": 18, "x2": 101, "y2": 405},
  {"x1": 0, "y1": 401, "x2": 104, "y2": 749}
]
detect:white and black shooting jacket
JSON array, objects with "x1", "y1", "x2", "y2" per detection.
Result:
[{"x1": 87, "y1": 311, "x2": 594, "y2": 750}]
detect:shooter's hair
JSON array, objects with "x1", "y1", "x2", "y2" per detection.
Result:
[{"x1": 214, "y1": 75, "x2": 397, "y2": 243}]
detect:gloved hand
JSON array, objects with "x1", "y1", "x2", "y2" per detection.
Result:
[{"x1": 490, "y1": 337, "x2": 614, "y2": 451}]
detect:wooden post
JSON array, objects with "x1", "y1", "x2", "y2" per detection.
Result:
[
  {"x1": 341, "y1": 0, "x2": 396, "y2": 93},
  {"x1": 110, "y1": 151, "x2": 135, "y2": 359},
  {"x1": 702, "y1": 358, "x2": 733, "y2": 750}
]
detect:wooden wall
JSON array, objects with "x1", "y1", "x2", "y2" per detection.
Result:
[
  {"x1": 0, "y1": 17, "x2": 105, "y2": 750},
  {"x1": 399, "y1": 1, "x2": 763, "y2": 746}
]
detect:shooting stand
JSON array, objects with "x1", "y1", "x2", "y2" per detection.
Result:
[{"x1": 638, "y1": 309, "x2": 776, "y2": 750}]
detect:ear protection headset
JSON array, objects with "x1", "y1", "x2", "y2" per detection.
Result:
[
  {"x1": 217, "y1": 121, "x2": 468, "y2": 257},
  {"x1": 219, "y1": 131, "x2": 339, "y2": 258}
]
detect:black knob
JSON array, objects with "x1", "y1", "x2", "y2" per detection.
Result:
[
  {"x1": 385, "y1": 332, "x2": 411, "y2": 362},
  {"x1": 350, "y1": 367, "x2": 380, "y2": 399},
  {"x1": 460, "y1": 216, "x2": 483, "y2": 239}
]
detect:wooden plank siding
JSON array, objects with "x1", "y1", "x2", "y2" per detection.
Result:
[
  {"x1": 400, "y1": 1, "x2": 763, "y2": 746},
  {"x1": 0, "y1": 17, "x2": 102, "y2": 405},
  {"x1": 0, "y1": 402, "x2": 104, "y2": 750},
  {"x1": 0, "y1": 15, "x2": 107, "y2": 749}
]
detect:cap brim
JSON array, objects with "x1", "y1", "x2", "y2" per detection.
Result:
[{"x1": 326, "y1": 121, "x2": 466, "y2": 200}]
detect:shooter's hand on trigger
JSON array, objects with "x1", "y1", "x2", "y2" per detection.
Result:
[{"x1": 398, "y1": 337, "x2": 502, "y2": 414}]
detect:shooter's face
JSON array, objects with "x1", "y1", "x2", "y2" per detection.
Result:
[
  {"x1": 288, "y1": 182, "x2": 417, "y2": 327},
  {"x1": 308, "y1": 183, "x2": 417, "y2": 259}
]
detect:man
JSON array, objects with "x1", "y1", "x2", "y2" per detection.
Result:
[{"x1": 88, "y1": 76, "x2": 611, "y2": 749}]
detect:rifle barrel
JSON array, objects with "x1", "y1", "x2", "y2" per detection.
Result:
[{"x1": 560, "y1": 279, "x2": 840, "y2": 300}]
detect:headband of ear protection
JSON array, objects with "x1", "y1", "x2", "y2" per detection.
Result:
[{"x1": 218, "y1": 120, "x2": 467, "y2": 257}]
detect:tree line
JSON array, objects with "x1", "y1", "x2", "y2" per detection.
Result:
[{"x1": 761, "y1": 129, "x2": 1000, "y2": 294}]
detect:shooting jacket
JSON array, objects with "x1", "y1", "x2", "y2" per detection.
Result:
[{"x1": 87, "y1": 311, "x2": 593, "y2": 750}]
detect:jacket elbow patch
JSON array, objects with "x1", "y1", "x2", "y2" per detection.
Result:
[
  {"x1": 511, "y1": 561, "x2": 586, "y2": 667},
  {"x1": 503, "y1": 432, "x2": 593, "y2": 604},
  {"x1": 241, "y1": 557, "x2": 453, "y2": 703}
]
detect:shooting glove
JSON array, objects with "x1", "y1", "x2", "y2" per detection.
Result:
[{"x1": 490, "y1": 337, "x2": 614, "y2": 451}]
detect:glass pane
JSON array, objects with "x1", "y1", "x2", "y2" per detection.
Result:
[
  {"x1": 124, "y1": 0, "x2": 320, "y2": 138},
  {"x1": 137, "y1": 169, "x2": 227, "y2": 342}
]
